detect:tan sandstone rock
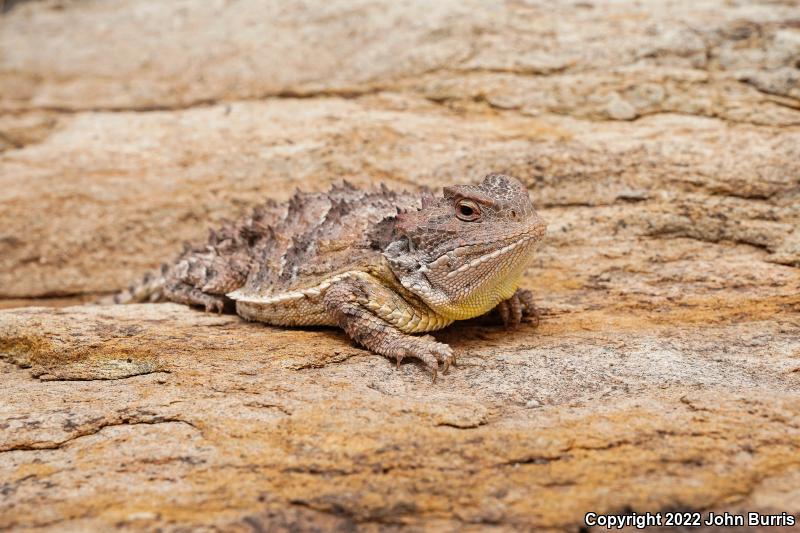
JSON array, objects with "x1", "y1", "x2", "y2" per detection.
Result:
[{"x1": 1, "y1": 0, "x2": 799, "y2": 531}]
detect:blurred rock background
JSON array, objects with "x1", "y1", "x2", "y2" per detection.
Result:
[{"x1": 1, "y1": 1, "x2": 799, "y2": 531}]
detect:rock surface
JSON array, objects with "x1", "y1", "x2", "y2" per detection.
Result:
[{"x1": 1, "y1": 0, "x2": 799, "y2": 531}]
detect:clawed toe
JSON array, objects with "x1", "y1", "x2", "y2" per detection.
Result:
[
  {"x1": 203, "y1": 299, "x2": 225, "y2": 314},
  {"x1": 390, "y1": 338, "x2": 454, "y2": 382},
  {"x1": 495, "y1": 289, "x2": 541, "y2": 329},
  {"x1": 523, "y1": 307, "x2": 541, "y2": 328},
  {"x1": 508, "y1": 293, "x2": 523, "y2": 328},
  {"x1": 442, "y1": 351, "x2": 456, "y2": 374},
  {"x1": 433, "y1": 343, "x2": 455, "y2": 376},
  {"x1": 497, "y1": 295, "x2": 521, "y2": 328},
  {"x1": 497, "y1": 300, "x2": 511, "y2": 327}
]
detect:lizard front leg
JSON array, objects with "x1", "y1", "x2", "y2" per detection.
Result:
[
  {"x1": 323, "y1": 278, "x2": 454, "y2": 381},
  {"x1": 494, "y1": 288, "x2": 540, "y2": 329}
]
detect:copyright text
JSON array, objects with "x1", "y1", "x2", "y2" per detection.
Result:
[{"x1": 584, "y1": 511, "x2": 796, "y2": 529}]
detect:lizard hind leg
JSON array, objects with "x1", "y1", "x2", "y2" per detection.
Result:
[
  {"x1": 323, "y1": 278, "x2": 454, "y2": 381},
  {"x1": 163, "y1": 279, "x2": 227, "y2": 313}
]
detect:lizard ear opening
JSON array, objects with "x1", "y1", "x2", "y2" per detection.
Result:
[{"x1": 399, "y1": 234, "x2": 415, "y2": 252}]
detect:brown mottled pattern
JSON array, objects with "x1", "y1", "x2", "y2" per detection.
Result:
[{"x1": 112, "y1": 174, "x2": 546, "y2": 378}]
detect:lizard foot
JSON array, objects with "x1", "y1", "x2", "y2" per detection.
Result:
[
  {"x1": 393, "y1": 335, "x2": 454, "y2": 383},
  {"x1": 204, "y1": 299, "x2": 225, "y2": 314},
  {"x1": 323, "y1": 279, "x2": 456, "y2": 384},
  {"x1": 164, "y1": 279, "x2": 226, "y2": 314},
  {"x1": 495, "y1": 289, "x2": 540, "y2": 329}
]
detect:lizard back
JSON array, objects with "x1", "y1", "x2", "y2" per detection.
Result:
[{"x1": 230, "y1": 182, "x2": 422, "y2": 299}]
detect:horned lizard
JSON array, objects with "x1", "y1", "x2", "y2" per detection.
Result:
[{"x1": 110, "y1": 173, "x2": 547, "y2": 380}]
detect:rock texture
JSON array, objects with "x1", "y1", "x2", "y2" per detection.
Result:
[{"x1": 1, "y1": 0, "x2": 799, "y2": 531}]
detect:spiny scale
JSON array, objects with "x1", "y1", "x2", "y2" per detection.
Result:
[{"x1": 232, "y1": 182, "x2": 422, "y2": 298}]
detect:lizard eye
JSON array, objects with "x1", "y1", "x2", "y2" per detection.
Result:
[{"x1": 455, "y1": 200, "x2": 481, "y2": 222}]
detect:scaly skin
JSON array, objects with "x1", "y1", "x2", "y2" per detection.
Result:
[
  {"x1": 106, "y1": 174, "x2": 547, "y2": 380},
  {"x1": 323, "y1": 277, "x2": 455, "y2": 382}
]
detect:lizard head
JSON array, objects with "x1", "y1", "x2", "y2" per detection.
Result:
[{"x1": 384, "y1": 173, "x2": 547, "y2": 320}]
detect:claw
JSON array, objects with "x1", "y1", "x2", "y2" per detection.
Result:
[
  {"x1": 442, "y1": 357, "x2": 451, "y2": 374},
  {"x1": 396, "y1": 354, "x2": 404, "y2": 369},
  {"x1": 495, "y1": 289, "x2": 540, "y2": 329},
  {"x1": 516, "y1": 289, "x2": 540, "y2": 328},
  {"x1": 518, "y1": 289, "x2": 535, "y2": 310},
  {"x1": 430, "y1": 366, "x2": 438, "y2": 384}
]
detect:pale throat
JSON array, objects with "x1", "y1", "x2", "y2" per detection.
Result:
[
  {"x1": 428, "y1": 259, "x2": 530, "y2": 321},
  {"x1": 390, "y1": 232, "x2": 539, "y2": 322}
]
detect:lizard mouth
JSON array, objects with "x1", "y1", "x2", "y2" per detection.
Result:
[
  {"x1": 444, "y1": 227, "x2": 544, "y2": 278},
  {"x1": 424, "y1": 219, "x2": 547, "y2": 276}
]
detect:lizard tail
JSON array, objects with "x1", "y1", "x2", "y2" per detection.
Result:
[{"x1": 96, "y1": 270, "x2": 167, "y2": 305}]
